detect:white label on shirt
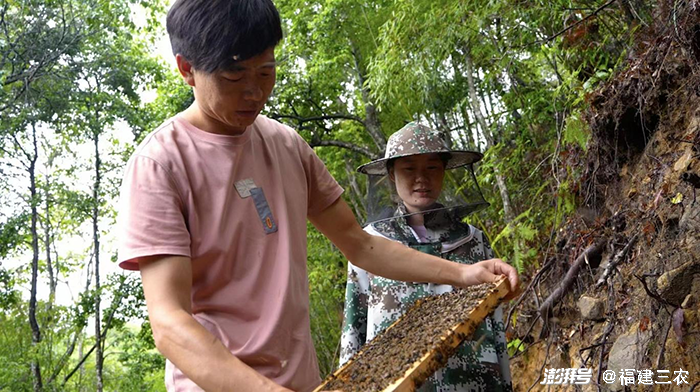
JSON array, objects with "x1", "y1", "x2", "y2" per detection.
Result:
[{"x1": 234, "y1": 178, "x2": 257, "y2": 198}]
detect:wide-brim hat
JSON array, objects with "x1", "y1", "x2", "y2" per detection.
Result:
[{"x1": 357, "y1": 122, "x2": 483, "y2": 175}]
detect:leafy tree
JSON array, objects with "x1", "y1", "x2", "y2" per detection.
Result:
[
  {"x1": 361, "y1": 0, "x2": 650, "y2": 270},
  {"x1": 305, "y1": 223, "x2": 346, "y2": 377},
  {"x1": 0, "y1": 0, "x2": 170, "y2": 390}
]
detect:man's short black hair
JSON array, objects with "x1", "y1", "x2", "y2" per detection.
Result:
[{"x1": 167, "y1": 0, "x2": 283, "y2": 73}]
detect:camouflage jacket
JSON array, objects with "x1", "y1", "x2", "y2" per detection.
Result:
[{"x1": 340, "y1": 206, "x2": 513, "y2": 392}]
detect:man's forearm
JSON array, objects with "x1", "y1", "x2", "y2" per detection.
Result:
[
  {"x1": 151, "y1": 308, "x2": 291, "y2": 392},
  {"x1": 349, "y1": 234, "x2": 468, "y2": 286},
  {"x1": 310, "y1": 198, "x2": 516, "y2": 292}
]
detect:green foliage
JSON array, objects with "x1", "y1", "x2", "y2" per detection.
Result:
[
  {"x1": 105, "y1": 323, "x2": 166, "y2": 392},
  {"x1": 0, "y1": 265, "x2": 20, "y2": 308},
  {"x1": 0, "y1": 304, "x2": 32, "y2": 391},
  {"x1": 0, "y1": 212, "x2": 29, "y2": 258},
  {"x1": 507, "y1": 338, "x2": 525, "y2": 357},
  {"x1": 306, "y1": 223, "x2": 347, "y2": 377},
  {"x1": 130, "y1": 69, "x2": 194, "y2": 144},
  {"x1": 563, "y1": 111, "x2": 590, "y2": 150},
  {"x1": 0, "y1": 0, "x2": 173, "y2": 390},
  {"x1": 0, "y1": 0, "x2": 657, "y2": 388}
]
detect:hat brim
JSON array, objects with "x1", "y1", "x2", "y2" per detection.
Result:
[{"x1": 357, "y1": 150, "x2": 483, "y2": 175}]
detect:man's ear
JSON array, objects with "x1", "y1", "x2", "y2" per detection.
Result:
[
  {"x1": 389, "y1": 167, "x2": 395, "y2": 182},
  {"x1": 176, "y1": 54, "x2": 196, "y2": 87}
]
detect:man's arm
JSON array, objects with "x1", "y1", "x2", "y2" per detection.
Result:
[
  {"x1": 139, "y1": 255, "x2": 293, "y2": 392},
  {"x1": 309, "y1": 198, "x2": 519, "y2": 295}
]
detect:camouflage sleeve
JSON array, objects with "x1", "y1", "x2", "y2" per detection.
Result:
[
  {"x1": 480, "y1": 231, "x2": 513, "y2": 388},
  {"x1": 492, "y1": 305, "x2": 513, "y2": 388},
  {"x1": 339, "y1": 261, "x2": 370, "y2": 365}
]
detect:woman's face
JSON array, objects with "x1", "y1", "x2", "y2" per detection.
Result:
[{"x1": 389, "y1": 153, "x2": 446, "y2": 214}]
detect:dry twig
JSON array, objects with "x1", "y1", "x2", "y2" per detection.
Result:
[
  {"x1": 509, "y1": 316, "x2": 541, "y2": 360},
  {"x1": 578, "y1": 321, "x2": 614, "y2": 367},
  {"x1": 634, "y1": 273, "x2": 677, "y2": 306},
  {"x1": 595, "y1": 234, "x2": 638, "y2": 288},
  {"x1": 527, "y1": 329, "x2": 556, "y2": 392},
  {"x1": 595, "y1": 322, "x2": 615, "y2": 392},
  {"x1": 506, "y1": 257, "x2": 554, "y2": 333},
  {"x1": 634, "y1": 274, "x2": 678, "y2": 368},
  {"x1": 594, "y1": 282, "x2": 617, "y2": 392},
  {"x1": 656, "y1": 312, "x2": 673, "y2": 368},
  {"x1": 539, "y1": 241, "x2": 606, "y2": 322}
]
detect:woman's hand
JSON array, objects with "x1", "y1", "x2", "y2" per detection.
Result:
[{"x1": 460, "y1": 259, "x2": 521, "y2": 300}]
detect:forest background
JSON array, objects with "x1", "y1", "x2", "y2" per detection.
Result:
[{"x1": 0, "y1": 0, "x2": 661, "y2": 390}]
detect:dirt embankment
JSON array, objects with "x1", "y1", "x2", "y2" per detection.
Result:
[{"x1": 510, "y1": 2, "x2": 700, "y2": 390}]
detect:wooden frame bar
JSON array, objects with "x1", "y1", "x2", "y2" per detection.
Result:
[{"x1": 314, "y1": 277, "x2": 511, "y2": 392}]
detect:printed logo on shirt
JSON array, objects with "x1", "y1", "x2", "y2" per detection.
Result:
[{"x1": 250, "y1": 187, "x2": 278, "y2": 234}]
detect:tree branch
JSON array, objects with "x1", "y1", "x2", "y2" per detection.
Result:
[
  {"x1": 270, "y1": 113, "x2": 366, "y2": 126},
  {"x1": 506, "y1": 257, "x2": 555, "y2": 333},
  {"x1": 539, "y1": 240, "x2": 607, "y2": 321},
  {"x1": 309, "y1": 139, "x2": 378, "y2": 159},
  {"x1": 510, "y1": 0, "x2": 617, "y2": 49},
  {"x1": 595, "y1": 234, "x2": 638, "y2": 288},
  {"x1": 61, "y1": 288, "x2": 124, "y2": 386},
  {"x1": 46, "y1": 328, "x2": 80, "y2": 385}
]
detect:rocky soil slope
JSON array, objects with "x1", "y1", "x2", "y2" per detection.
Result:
[{"x1": 510, "y1": 2, "x2": 700, "y2": 390}]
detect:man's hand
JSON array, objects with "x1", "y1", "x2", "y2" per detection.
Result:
[{"x1": 459, "y1": 259, "x2": 520, "y2": 300}]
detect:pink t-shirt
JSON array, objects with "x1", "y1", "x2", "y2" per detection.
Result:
[{"x1": 116, "y1": 115, "x2": 343, "y2": 392}]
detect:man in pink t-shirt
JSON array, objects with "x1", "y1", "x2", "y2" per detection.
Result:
[{"x1": 117, "y1": 1, "x2": 520, "y2": 391}]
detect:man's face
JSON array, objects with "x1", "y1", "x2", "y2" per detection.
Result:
[
  {"x1": 389, "y1": 153, "x2": 446, "y2": 214},
  {"x1": 189, "y1": 47, "x2": 276, "y2": 134}
]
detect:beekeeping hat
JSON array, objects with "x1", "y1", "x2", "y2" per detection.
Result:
[
  {"x1": 357, "y1": 122, "x2": 489, "y2": 225},
  {"x1": 357, "y1": 122, "x2": 483, "y2": 175}
]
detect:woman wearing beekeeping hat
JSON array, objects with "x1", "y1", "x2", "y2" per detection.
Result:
[{"x1": 340, "y1": 122, "x2": 514, "y2": 391}]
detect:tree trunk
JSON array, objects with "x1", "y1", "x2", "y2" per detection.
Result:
[
  {"x1": 92, "y1": 127, "x2": 103, "y2": 392},
  {"x1": 464, "y1": 52, "x2": 516, "y2": 223},
  {"x1": 450, "y1": 54, "x2": 476, "y2": 149},
  {"x1": 28, "y1": 122, "x2": 43, "y2": 392},
  {"x1": 350, "y1": 41, "x2": 386, "y2": 151},
  {"x1": 77, "y1": 337, "x2": 85, "y2": 392},
  {"x1": 486, "y1": 24, "x2": 540, "y2": 146},
  {"x1": 43, "y1": 176, "x2": 56, "y2": 306},
  {"x1": 459, "y1": 104, "x2": 476, "y2": 150},
  {"x1": 436, "y1": 112, "x2": 452, "y2": 148},
  {"x1": 344, "y1": 160, "x2": 366, "y2": 221},
  {"x1": 493, "y1": 162, "x2": 516, "y2": 223}
]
